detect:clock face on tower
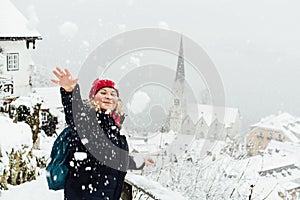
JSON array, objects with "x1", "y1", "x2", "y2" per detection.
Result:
[{"x1": 174, "y1": 99, "x2": 180, "y2": 106}]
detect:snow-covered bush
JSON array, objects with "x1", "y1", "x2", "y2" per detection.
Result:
[
  {"x1": 0, "y1": 116, "x2": 47, "y2": 190},
  {"x1": 6, "y1": 146, "x2": 36, "y2": 185},
  {"x1": 136, "y1": 138, "x2": 250, "y2": 200}
]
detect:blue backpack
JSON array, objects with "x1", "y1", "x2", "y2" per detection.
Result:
[{"x1": 46, "y1": 127, "x2": 71, "y2": 190}]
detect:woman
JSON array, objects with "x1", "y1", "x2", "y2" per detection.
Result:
[{"x1": 51, "y1": 67, "x2": 153, "y2": 200}]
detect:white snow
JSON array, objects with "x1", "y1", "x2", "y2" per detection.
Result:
[
  {"x1": 0, "y1": 116, "x2": 32, "y2": 152},
  {"x1": 0, "y1": 0, "x2": 41, "y2": 37},
  {"x1": 126, "y1": 173, "x2": 186, "y2": 200},
  {"x1": 252, "y1": 112, "x2": 298, "y2": 130},
  {"x1": 0, "y1": 170, "x2": 63, "y2": 200},
  {"x1": 32, "y1": 87, "x2": 63, "y2": 110},
  {"x1": 266, "y1": 140, "x2": 300, "y2": 166},
  {"x1": 74, "y1": 152, "x2": 87, "y2": 161},
  {"x1": 10, "y1": 95, "x2": 43, "y2": 111},
  {"x1": 0, "y1": 53, "x2": 5, "y2": 61}
]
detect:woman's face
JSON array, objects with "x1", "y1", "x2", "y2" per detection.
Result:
[{"x1": 93, "y1": 87, "x2": 118, "y2": 111}]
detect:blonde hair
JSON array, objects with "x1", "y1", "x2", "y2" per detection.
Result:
[
  {"x1": 89, "y1": 99, "x2": 101, "y2": 111},
  {"x1": 88, "y1": 98, "x2": 123, "y2": 114},
  {"x1": 115, "y1": 98, "x2": 123, "y2": 115}
]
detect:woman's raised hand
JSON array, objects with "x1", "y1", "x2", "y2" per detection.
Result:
[{"x1": 51, "y1": 67, "x2": 78, "y2": 92}]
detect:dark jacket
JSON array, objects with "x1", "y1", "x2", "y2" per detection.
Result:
[{"x1": 61, "y1": 85, "x2": 133, "y2": 200}]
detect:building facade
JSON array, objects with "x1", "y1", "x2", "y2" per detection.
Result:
[
  {"x1": 246, "y1": 112, "x2": 300, "y2": 156},
  {"x1": 0, "y1": 0, "x2": 42, "y2": 99}
]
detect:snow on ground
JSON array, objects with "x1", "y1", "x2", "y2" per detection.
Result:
[
  {"x1": 0, "y1": 169, "x2": 63, "y2": 200},
  {"x1": 0, "y1": 114, "x2": 62, "y2": 199},
  {"x1": 0, "y1": 116, "x2": 32, "y2": 152}
]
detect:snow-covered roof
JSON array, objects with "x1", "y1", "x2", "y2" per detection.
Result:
[
  {"x1": 251, "y1": 112, "x2": 300, "y2": 143},
  {"x1": 251, "y1": 112, "x2": 299, "y2": 130},
  {"x1": 188, "y1": 104, "x2": 239, "y2": 127},
  {"x1": 266, "y1": 140, "x2": 300, "y2": 165},
  {"x1": 32, "y1": 87, "x2": 63, "y2": 110},
  {"x1": 10, "y1": 95, "x2": 43, "y2": 110},
  {"x1": 280, "y1": 178, "x2": 300, "y2": 191},
  {"x1": 0, "y1": 0, "x2": 41, "y2": 38},
  {"x1": 128, "y1": 131, "x2": 175, "y2": 153},
  {"x1": 288, "y1": 123, "x2": 300, "y2": 136},
  {"x1": 283, "y1": 129, "x2": 300, "y2": 143},
  {"x1": 226, "y1": 150, "x2": 300, "y2": 199},
  {"x1": 260, "y1": 159, "x2": 295, "y2": 172}
]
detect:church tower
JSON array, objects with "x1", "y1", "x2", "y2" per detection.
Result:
[{"x1": 169, "y1": 36, "x2": 187, "y2": 133}]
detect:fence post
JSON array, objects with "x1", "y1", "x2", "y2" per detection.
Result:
[{"x1": 121, "y1": 182, "x2": 133, "y2": 200}]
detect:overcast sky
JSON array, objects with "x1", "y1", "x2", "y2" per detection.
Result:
[{"x1": 11, "y1": 0, "x2": 300, "y2": 130}]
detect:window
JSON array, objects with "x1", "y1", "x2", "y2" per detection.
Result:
[
  {"x1": 41, "y1": 112, "x2": 48, "y2": 126},
  {"x1": 247, "y1": 141, "x2": 253, "y2": 147},
  {"x1": 267, "y1": 132, "x2": 273, "y2": 140},
  {"x1": 258, "y1": 141, "x2": 262, "y2": 149},
  {"x1": 7, "y1": 53, "x2": 19, "y2": 71},
  {"x1": 256, "y1": 131, "x2": 264, "y2": 138}
]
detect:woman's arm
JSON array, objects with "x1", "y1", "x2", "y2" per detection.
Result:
[
  {"x1": 51, "y1": 67, "x2": 87, "y2": 128},
  {"x1": 60, "y1": 84, "x2": 92, "y2": 129}
]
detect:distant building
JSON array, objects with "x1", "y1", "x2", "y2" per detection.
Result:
[
  {"x1": 0, "y1": 0, "x2": 42, "y2": 99},
  {"x1": 246, "y1": 112, "x2": 300, "y2": 156},
  {"x1": 167, "y1": 36, "x2": 242, "y2": 141},
  {"x1": 188, "y1": 104, "x2": 242, "y2": 140}
]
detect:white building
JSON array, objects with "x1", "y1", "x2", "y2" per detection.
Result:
[
  {"x1": 168, "y1": 37, "x2": 242, "y2": 141},
  {"x1": 183, "y1": 104, "x2": 242, "y2": 140},
  {"x1": 0, "y1": 0, "x2": 42, "y2": 98}
]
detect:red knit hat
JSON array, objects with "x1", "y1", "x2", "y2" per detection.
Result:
[{"x1": 89, "y1": 79, "x2": 119, "y2": 99}]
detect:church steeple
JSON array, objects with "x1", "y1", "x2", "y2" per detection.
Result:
[
  {"x1": 175, "y1": 35, "x2": 185, "y2": 83},
  {"x1": 167, "y1": 35, "x2": 187, "y2": 133}
]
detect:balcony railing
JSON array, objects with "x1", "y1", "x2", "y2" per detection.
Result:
[{"x1": 121, "y1": 173, "x2": 186, "y2": 200}]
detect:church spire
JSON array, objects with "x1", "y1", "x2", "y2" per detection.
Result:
[
  {"x1": 167, "y1": 35, "x2": 187, "y2": 133},
  {"x1": 175, "y1": 35, "x2": 185, "y2": 82}
]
